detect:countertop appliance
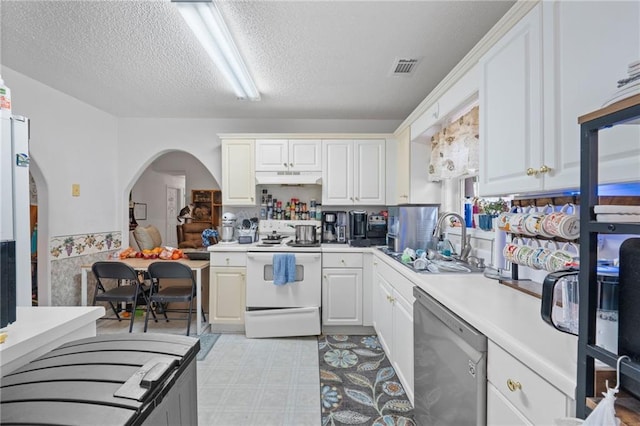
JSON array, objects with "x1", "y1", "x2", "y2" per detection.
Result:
[
  {"x1": 387, "y1": 205, "x2": 439, "y2": 253},
  {"x1": 245, "y1": 220, "x2": 322, "y2": 338},
  {"x1": 414, "y1": 286, "x2": 487, "y2": 425},
  {"x1": 220, "y1": 212, "x2": 236, "y2": 243},
  {"x1": 322, "y1": 211, "x2": 347, "y2": 243},
  {"x1": 618, "y1": 238, "x2": 640, "y2": 398},
  {"x1": 541, "y1": 269, "x2": 579, "y2": 335},
  {"x1": 0, "y1": 333, "x2": 199, "y2": 425},
  {"x1": 1, "y1": 115, "x2": 30, "y2": 328},
  {"x1": 349, "y1": 210, "x2": 367, "y2": 241},
  {"x1": 541, "y1": 267, "x2": 619, "y2": 353},
  {"x1": 366, "y1": 212, "x2": 387, "y2": 246}
]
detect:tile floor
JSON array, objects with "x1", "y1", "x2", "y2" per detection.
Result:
[{"x1": 96, "y1": 316, "x2": 322, "y2": 425}]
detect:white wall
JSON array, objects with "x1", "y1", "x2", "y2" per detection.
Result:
[
  {"x1": 151, "y1": 151, "x2": 219, "y2": 196},
  {"x1": 5, "y1": 67, "x2": 119, "y2": 237},
  {"x1": 132, "y1": 168, "x2": 185, "y2": 244},
  {"x1": 4, "y1": 67, "x2": 119, "y2": 305}
]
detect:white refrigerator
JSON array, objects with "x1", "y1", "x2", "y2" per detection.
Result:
[{"x1": 1, "y1": 115, "x2": 30, "y2": 327}]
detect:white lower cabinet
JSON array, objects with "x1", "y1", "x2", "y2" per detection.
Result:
[
  {"x1": 487, "y1": 340, "x2": 571, "y2": 425},
  {"x1": 487, "y1": 382, "x2": 532, "y2": 426},
  {"x1": 322, "y1": 252, "x2": 363, "y2": 326},
  {"x1": 372, "y1": 258, "x2": 415, "y2": 405},
  {"x1": 209, "y1": 252, "x2": 246, "y2": 325}
]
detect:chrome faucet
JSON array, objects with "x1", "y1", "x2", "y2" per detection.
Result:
[{"x1": 433, "y1": 212, "x2": 472, "y2": 262}]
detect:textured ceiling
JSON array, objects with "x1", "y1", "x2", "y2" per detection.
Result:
[{"x1": 0, "y1": 0, "x2": 514, "y2": 120}]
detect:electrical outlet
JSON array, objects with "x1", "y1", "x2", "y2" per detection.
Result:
[{"x1": 72, "y1": 184, "x2": 80, "y2": 197}]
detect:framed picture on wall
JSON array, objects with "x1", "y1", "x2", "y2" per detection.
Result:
[{"x1": 134, "y1": 203, "x2": 147, "y2": 220}]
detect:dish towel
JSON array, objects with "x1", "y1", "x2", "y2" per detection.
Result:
[{"x1": 273, "y1": 253, "x2": 296, "y2": 285}]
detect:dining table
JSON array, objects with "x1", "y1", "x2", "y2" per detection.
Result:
[{"x1": 80, "y1": 257, "x2": 210, "y2": 335}]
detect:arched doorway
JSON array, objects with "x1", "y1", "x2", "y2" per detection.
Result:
[
  {"x1": 28, "y1": 159, "x2": 50, "y2": 306},
  {"x1": 127, "y1": 151, "x2": 219, "y2": 250}
]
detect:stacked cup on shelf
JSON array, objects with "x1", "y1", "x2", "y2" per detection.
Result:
[{"x1": 498, "y1": 203, "x2": 580, "y2": 272}]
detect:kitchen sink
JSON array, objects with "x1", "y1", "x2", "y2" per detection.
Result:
[{"x1": 377, "y1": 247, "x2": 485, "y2": 274}]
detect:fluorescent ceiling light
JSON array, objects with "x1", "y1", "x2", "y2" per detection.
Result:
[{"x1": 174, "y1": 0, "x2": 260, "y2": 101}]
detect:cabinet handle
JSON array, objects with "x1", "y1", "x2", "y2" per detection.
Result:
[
  {"x1": 283, "y1": 163, "x2": 287, "y2": 167},
  {"x1": 355, "y1": 197, "x2": 360, "y2": 201},
  {"x1": 225, "y1": 258, "x2": 230, "y2": 265},
  {"x1": 341, "y1": 259, "x2": 346, "y2": 264},
  {"x1": 289, "y1": 163, "x2": 293, "y2": 167},
  {"x1": 526, "y1": 168, "x2": 539, "y2": 176},
  {"x1": 324, "y1": 275, "x2": 327, "y2": 279},
  {"x1": 374, "y1": 261, "x2": 378, "y2": 266},
  {"x1": 506, "y1": 378, "x2": 522, "y2": 392},
  {"x1": 539, "y1": 165, "x2": 551, "y2": 174}
]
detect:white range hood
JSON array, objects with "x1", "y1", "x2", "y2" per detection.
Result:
[{"x1": 255, "y1": 171, "x2": 322, "y2": 185}]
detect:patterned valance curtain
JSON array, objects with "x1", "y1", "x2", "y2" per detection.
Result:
[{"x1": 428, "y1": 105, "x2": 479, "y2": 181}]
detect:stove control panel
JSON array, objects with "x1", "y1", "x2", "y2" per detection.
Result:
[{"x1": 258, "y1": 220, "x2": 321, "y2": 236}]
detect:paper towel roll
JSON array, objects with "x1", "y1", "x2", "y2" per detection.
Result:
[{"x1": 493, "y1": 227, "x2": 507, "y2": 270}]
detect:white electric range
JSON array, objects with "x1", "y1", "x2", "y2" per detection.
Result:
[{"x1": 244, "y1": 220, "x2": 322, "y2": 338}]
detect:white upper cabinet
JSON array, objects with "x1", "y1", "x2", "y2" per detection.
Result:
[
  {"x1": 479, "y1": 1, "x2": 640, "y2": 196},
  {"x1": 322, "y1": 139, "x2": 386, "y2": 205},
  {"x1": 255, "y1": 139, "x2": 321, "y2": 172},
  {"x1": 479, "y1": 3, "x2": 544, "y2": 196},
  {"x1": 221, "y1": 139, "x2": 256, "y2": 206},
  {"x1": 544, "y1": 1, "x2": 640, "y2": 190}
]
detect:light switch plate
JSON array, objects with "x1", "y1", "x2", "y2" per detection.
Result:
[{"x1": 72, "y1": 184, "x2": 80, "y2": 197}]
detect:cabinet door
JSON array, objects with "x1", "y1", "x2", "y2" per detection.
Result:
[
  {"x1": 373, "y1": 271, "x2": 394, "y2": 358},
  {"x1": 322, "y1": 140, "x2": 353, "y2": 205},
  {"x1": 322, "y1": 268, "x2": 363, "y2": 326},
  {"x1": 487, "y1": 382, "x2": 533, "y2": 426},
  {"x1": 479, "y1": 3, "x2": 544, "y2": 196},
  {"x1": 222, "y1": 140, "x2": 256, "y2": 206},
  {"x1": 544, "y1": 1, "x2": 640, "y2": 190},
  {"x1": 392, "y1": 291, "x2": 415, "y2": 405},
  {"x1": 354, "y1": 139, "x2": 386, "y2": 205},
  {"x1": 289, "y1": 139, "x2": 321, "y2": 171},
  {"x1": 210, "y1": 267, "x2": 246, "y2": 325},
  {"x1": 395, "y1": 129, "x2": 411, "y2": 204},
  {"x1": 255, "y1": 139, "x2": 288, "y2": 171}
]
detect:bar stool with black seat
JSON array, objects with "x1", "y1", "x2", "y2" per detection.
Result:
[
  {"x1": 145, "y1": 261, "x2": 206, "y2": 336},
  {"x1": 91, "y1": 261, "x2": 156, "y2": 333}
]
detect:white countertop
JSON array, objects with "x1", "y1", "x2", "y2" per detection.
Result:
[
  {"x1": 0, "y1": 306, "x2": 105, "y2": 375},
  {"x1": 374, "y1": 251, "x2": 577, "y2": 398},
  {"x1": 208, "y1": 240, "x2": 376, "y2": 253}
]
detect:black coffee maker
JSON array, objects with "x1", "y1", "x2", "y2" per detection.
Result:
[{"x1": 349, "y1": 210, "x2": 368, "y2": 246}]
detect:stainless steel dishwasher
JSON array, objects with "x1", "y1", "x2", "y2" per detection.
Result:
[{"x1": 413, "y1": 287, "x2": 487, "y2": 425}]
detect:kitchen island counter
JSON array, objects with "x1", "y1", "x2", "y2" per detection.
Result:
[{"x1": 0, "y1": 306, "x2": 105, "y2": 376}]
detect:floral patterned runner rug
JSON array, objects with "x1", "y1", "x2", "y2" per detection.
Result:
[{"x1": 319, "y1": 334, "x2": 416, "y2": 425}]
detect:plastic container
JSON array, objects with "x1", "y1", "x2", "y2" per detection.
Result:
[
  {"x1": 464, "y1": 198, "x2": 473, "y2": 228},
  {"x1": 0, "y1": 76, "x2": 11, "y2": 119}
]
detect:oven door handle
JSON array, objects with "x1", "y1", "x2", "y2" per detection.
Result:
[{"x1": 247, "y1": 253, "x2": 321, "y2": 261}]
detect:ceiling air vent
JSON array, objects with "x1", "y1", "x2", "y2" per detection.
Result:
[{"x1": 391, "y1": 58, "x2": 420, "y2": 76}]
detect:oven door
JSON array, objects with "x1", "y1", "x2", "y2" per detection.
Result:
[{"x1": 246, "y1": 252, "x2": 321, "y2": 308}]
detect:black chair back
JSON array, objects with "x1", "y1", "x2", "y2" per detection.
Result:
[
  {"x1": 92, "y1": 261, "x2": 140, "y2": 281},
  {"x1": 147, "y1": 261, "x2": 194, "y2": 281}
]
